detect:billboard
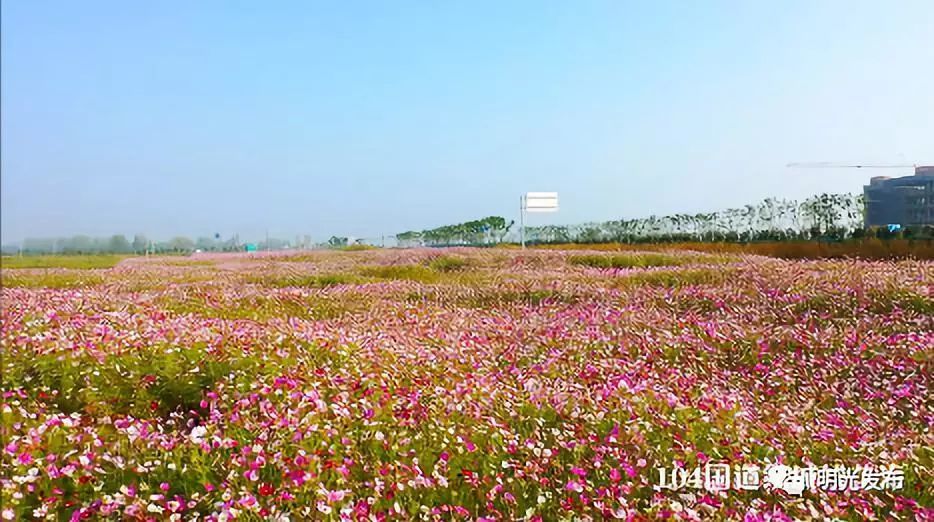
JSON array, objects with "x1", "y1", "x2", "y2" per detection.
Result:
[{"x1": 524, "y1": 192, "x2": 559, "y2": 212}]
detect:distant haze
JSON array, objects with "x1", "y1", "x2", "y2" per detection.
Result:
[{"x1": 2, "y1": 1, "x2": 933, "y2": 243}]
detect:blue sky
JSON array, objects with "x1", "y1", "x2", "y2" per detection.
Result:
[{"x1": 2, "y1": 1, "x2": 932, "y2": 242}]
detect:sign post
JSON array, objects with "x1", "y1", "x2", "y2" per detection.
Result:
[
  {"x1": 520, "y1": 195, "x2": 525, "y2": 248},
  {"x1": 520, "y1": 192, "x2": 559, "y2": 249}
]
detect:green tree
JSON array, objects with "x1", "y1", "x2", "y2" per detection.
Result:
[
  {"x1": 132, "y1": 234, "x2": 149, "y2": 254},
  {"x1": 108, "y1": 234, "x2": 132, "y2": 253},
  {"x1": 168, "y1": 236, "x2": 195, "y2": 252}
]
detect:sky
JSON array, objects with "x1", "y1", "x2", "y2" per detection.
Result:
[{"x1": 2, "y1": 0, "x2": 933, "y2": 243}]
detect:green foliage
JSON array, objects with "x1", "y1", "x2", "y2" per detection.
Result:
[
  {"x1": 621, "y1": 268, "x2": 733, "y2": 288},
  {"x1": 0, "y1": 255, "x2": 127, "y2": 269},
  {"x1": 359, "y1": 264, "x2": 439, "y2": 283},
  {"x1": 251, "y1": 273, "x2": 365, "y2": 288},
  {"x1": 427, "y1": 255, "x2": 469, "y2": 272},
  {"x1": 397, "y1": 216, "x2": 514, "y2": 247},
  {"x1": 5, "y1": 344, "x2": 248, "y2": 417},
  {"x1": 158, "y1": 293, "x2": 356, "y2": 321},
  {"x1": 1, "y1": 271, "x2": 105, "y2": 288},
  {"x1": 568, "y1": 253, "x2": 686, "y2": 269}
]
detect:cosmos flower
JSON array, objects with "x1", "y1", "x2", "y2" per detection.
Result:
[{"x1": 0, "y1": 249, "x2": 928, "y2": 520}]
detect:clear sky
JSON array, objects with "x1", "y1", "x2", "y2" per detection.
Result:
[{"x1": 2, "y1": 1, "x2": 932, "y2": 243}]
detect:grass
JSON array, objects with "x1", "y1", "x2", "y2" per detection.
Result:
[
  {"x1": 249, "y1": 272, "x2": 366, "y2": 288},
  {"x1": 537, "y1": 239, "x2": 934, "y2": 260},
  {"x1": 158, "y1": 293, "x2": 356, "y2": 321},
  {"x1": 426, "y1": 255, "x2": 470, "y2": 272},
  {"x1": 1, "y1": 271, "x2": 105, "y2": 289},
  {"x1": 568, "y1": 253, "x2": 686, "y2": 269},
  {"x1": 340, "y1": 244, "x2": 379, "y2": 251},
  {"x1": 0, "y1": 254, "x2": 129, "y2": 269},
  {"x1": 619, "y1": 267, "x2": 734, "y2": 288},
  {"x1": 405, "y1": 286, "x2": 580, "y2": 308},
  {"x1": 359, "y1": 261, "x2": 485, "y2": 284},
  {"x1": 6, "y1": 342, "x2": 269, "y2": 418},
  {"x1": 163, "y1": 259, "x2": 217, "y2": 267},
  {"x1": 359, "y1": 264, "x2": 441, "y2": 283}
]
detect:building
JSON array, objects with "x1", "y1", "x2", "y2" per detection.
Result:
[{"x1": 863, "y1": 166, "x2": 934, "y2": 227}]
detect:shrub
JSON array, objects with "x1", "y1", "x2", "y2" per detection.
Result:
[
  {"x1": 359, "y1": 264, "x2": 439, "y2": 283},
  {"x1": 0, "y1": 255, "x2": 127, "y2": 269},
  {"x1": 0, "y1": 271, "x2": 104, "y2": 288},
  {"x1": 568, "y1": 253, "x2": 685, "y2": 269},
  {"x1": 427, "y1": 255, "x2": 469, "y2": 272},
  {"x1": 251, "y1": 273, "x2": 363, "y2": 288}
]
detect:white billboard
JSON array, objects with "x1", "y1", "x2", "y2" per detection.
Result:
[{"x1": 524, "y1": 192, "x2": 559, "y2": 212}]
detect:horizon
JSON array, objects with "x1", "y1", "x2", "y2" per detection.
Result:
[
  {"x1": 3, "y1": 1, "x2": 933, "y2": 243},
  {"x1": 1, "y1": 189, "x2": 872, "y2": 247}
]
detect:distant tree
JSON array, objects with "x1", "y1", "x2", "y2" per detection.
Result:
[
  {"x1": 195, "y1": 236, "x2": 217, "y2": 251},
  {"x1": 168, "y1": 236, "x2": 195, "y2": 252},
  {"x1": 396, "y1": 231, "x2": 422, "y2": 247},
  {"x1": 70, "y1": 236, "x2": 94, "y2": 254},
  {"x1": 109, "y1": 234, "x2": 132, "y2": 253},
  {"x1": 579, "y1": 226, "x2": 603, "y2": 243},
  {"x1": 132, "y1": 234, "x2": 149, "y2": 254}
]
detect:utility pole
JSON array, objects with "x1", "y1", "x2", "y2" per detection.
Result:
[
  {"x1": 265, "y1": 229, "x2": 270, "y2": 252},
  {"x1": 519, "y1": 194, "x2": 526, "y2": 249}
]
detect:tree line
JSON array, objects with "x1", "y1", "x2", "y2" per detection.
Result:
[
  {"x1": 7, "y1": 192, "x2": 932, "y2": 255},
  {"x1": 397, "y1": 193, "x2": 933, "y2": 247},
  {"x1": 2, "y1": 234, "x2": 299, "y2": 255},
  {"x1": 522, "y1": 193, "x2": 908, "y2": 244},
  {"x1": 395, "y1": 216, "x2": 514, "y2": 247}
]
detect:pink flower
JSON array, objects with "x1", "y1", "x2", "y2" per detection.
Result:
[
  {"x1": 326, "y1": 489, "x2": 347, "y2": 503},
  {"x1": 623, "y1": 462, "x2": 637, "y2": 478},
  {"x1": 566, "y1": 480, "x2": 584, "y2": 493}
]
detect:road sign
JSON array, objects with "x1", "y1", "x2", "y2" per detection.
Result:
[
  {"x1": 520, "y1": 192, "x2": 559, "y2": 248},
  {"x1": 524, "y1": 192, "x2": 559, "y2": 212}
]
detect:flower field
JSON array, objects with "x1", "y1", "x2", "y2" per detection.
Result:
[{"x1": 1, "y1": 249, "x2": 931, "y2": 521}]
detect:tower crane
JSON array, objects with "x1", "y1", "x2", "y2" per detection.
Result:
[{"x1": 786, "y1": 162, "x2": 918, "y2": 169}]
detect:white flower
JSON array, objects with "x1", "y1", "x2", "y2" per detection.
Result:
[{"x1": 190, "y1": 426, "x2": 208, "y2": 444}]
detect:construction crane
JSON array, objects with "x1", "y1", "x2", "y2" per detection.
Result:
[{"x1": 786, "y1": 162, "x2": 918, "y2": 169}]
